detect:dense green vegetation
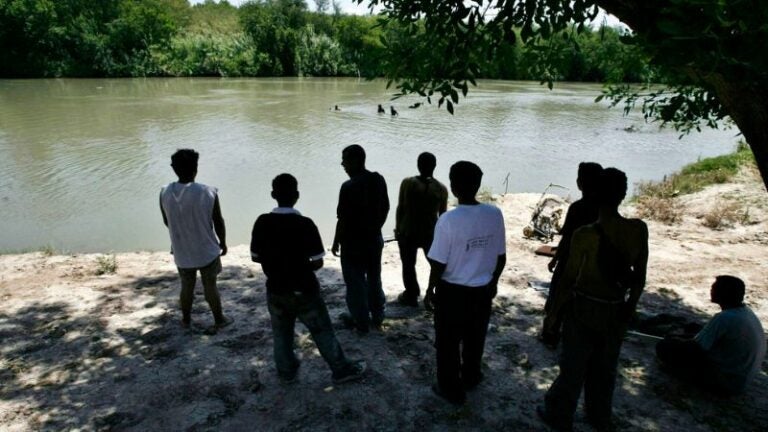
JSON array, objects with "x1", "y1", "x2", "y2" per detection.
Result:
[{"x1": 0, "y1": 0, "x2": 654, "y2": 82}]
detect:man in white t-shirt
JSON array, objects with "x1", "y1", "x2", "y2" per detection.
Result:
[
  {"x1": 426, "y1": 161, "x2": 506, "y2": 405},
  {"x1": 656, "y1": 275, "x2": 766, "y2": 395},
  {"x1": 160, "y1": 149, "x2": 231, "y2": 332}
]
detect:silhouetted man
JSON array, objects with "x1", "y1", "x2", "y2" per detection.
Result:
[
  {"x1": 332, "y1": 145, "x2": 390, "y2": 334},
  {"x1": 539, "y1": 168, "x2": 648, "y2": 432},
  {"x1": 378, "y1": 104, "x2": 385, "y2": 114},
  {"x1": 395, "y1": 152, "x2": 448, "y2": 307},
  {"x1": 540, "y1": 162, "x2": 603, "y2": 348},
  {"x1": 390, "y1": 106, "x2": 399, "y2": 116},
  {"x1": 251, "y1": 174, "x2": 366, "y2": 384},
  {"x1": 656, "y1": 275, "x2": 766, "y2": 395},
  {"x1": 426, "y1": 161, "x2": 506, "y2": 405},
  {"x1": 160, "y1": 149, "x2": 231, "y2": 332}
]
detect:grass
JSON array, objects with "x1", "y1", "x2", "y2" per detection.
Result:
[
  {"x1": 634, "y1": 142, "x2": 756, "y2": 224},
  {"x1": 635, "y1": 142, "x2": 755, "y2": 200},
  {"x1": 95, "y1": 255, "x2": 118, "y2": 275}
]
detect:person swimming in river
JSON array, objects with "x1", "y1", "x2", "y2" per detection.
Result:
[
  {"x1": 390, "y1": 106, "x2": 399, "y2": 116},
  {"x1": 377, "y1": 104, "x2": 385, "y2": 114}
]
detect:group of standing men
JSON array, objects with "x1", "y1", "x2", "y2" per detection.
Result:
[{"x1": 160, "y1": 146, "x2": 764, "y2": 431}]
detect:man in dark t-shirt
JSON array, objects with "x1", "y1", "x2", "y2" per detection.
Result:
[
  {"x1": 332, "y1": 145, "x2": 390, "y2": 334},
  {"x1": 540, "y1": 162, "x2": 602, "y2": 348},
  {"x1": 251, "y1": 174, "x2": 365, "y2": 384}
]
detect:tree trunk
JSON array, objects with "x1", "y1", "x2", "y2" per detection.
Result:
[
  {"x1": 596, "y1": 0, "x2": 768, "y2": 192},
  {"x1": 708, "y1": 79, "x2": 768, "y2": 192}
]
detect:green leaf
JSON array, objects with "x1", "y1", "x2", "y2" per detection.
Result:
[{"x1": 447, "y1": 100, "x2": 454, "y2": 114}]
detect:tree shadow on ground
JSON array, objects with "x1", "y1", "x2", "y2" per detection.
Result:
[{"x1": 2, "y1": 266, "x2": 766, "y2": 431}]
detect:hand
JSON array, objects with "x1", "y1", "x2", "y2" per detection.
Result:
[
  {"x1": 331, "y1": 242, "x2": 340, "y2": 257},
  {"x1": 424, "y1": 287, "x2": 436, "y2": 312},
  {"x1": 488, "y1": 282, "x2": 498, "y2": 299},
  {"x1": 547, "y1": 258, "x2": 557, "y2": 273},
  {"x1": 220, "y1": 244, "x2": 228, "y2": 256}
]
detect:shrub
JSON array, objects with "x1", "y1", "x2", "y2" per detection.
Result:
[
  {"x1": 635, "y1": 196, "x2": 684, "y2": 224},
  {"x1": 95, "y1": 255, "x2": 118, "y2": 275},
  {"x1": 702, "y1": 200, "x2": 751, "y2": 229}
]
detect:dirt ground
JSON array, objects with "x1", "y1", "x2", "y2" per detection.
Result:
[{"x1": 1, "y1": 169, "x2": 766, "y2": 432}]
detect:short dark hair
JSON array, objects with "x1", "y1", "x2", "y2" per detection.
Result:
[
  {"x1": 714, "y1": 275, "x2": 745, "y2": 305},
  {"x1": 342, "y1": 144, "x2": 366, "y2": 163},
  {"x1": 171, "y1": 149, "x2": 199, "y2": 178},
  {"x1": 449, "y1": 161, "x2": 483, "y2": 197},
  {"x1": 596, "y1": 167, "x2": 627, "y2": 207},
  {"x1": 417, "y1": 152, "x2": 436, "y2": 171},
  {"x1": 578, "y1": 162, "x2": 603, "y2": 193},
  {"x1": 272, "y1": 173, "x2": 298, "y2": 197}
]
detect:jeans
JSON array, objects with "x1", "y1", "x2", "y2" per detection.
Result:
[
  {"x1": 177, "y1": 257, "x2": 224, "y2": 324},
  {"x1": 544, "y1": 302, "x2": 625, "y2": 427},
  {"x1": 267, "y1": 291, "x2": 350, "y2": 378},
  {"x1": 341, "y1": 235, "x2": 386, "y2": 330},
  {"x1": 434, "y1": 281, "x2": 494, "y2": 401},
  {"x1": 397, "y1": 236, "x2": 432, "y2": 299}
]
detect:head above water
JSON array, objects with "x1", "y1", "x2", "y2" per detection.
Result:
[
  {"x1": 449, "y1": 161, "x2": 483, "y2": 202},
  {"x1": 577, "y1": 162, "x2": 603, "y2": 196},
  {"x1": 417, "y1": 152, "x2": 436, "y2": 177},
  {"x1": 171, "y1": 149, "x2": 199, "y2": 181},
  {"x1": 341, "y1": 144, "x2": 366, "y2": 176},
  {"x1": 271, "y1": 173, "x2": 299, "y2": 207},
  {"x1": 596, "y1": 167, "x2": 627, "y2": 208},
  {"x1": 710, "y1": 275, "x2": 745, "y2": 308}
]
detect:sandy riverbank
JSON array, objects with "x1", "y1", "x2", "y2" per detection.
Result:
[{"x1": 1, "y1": 168, "x2": 767, "y2": 431}]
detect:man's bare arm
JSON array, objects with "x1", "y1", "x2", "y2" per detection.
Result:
[
  {"x1": 331, "y1": 219, "x2": 343, "y2": 257},
  {"x1": 626, "y1": 222, "x2": 649, "y2": 312},
  {"x1": 212, "y1": 195, "x2": 227, "y2": 256},
  {"x1": 160, "y1": 194, "x2": 168, "y2": 227}
]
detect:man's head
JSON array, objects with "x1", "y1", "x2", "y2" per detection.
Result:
[
  {"x1": 271, "y1": 173, "x2": 299, "y2": 207},
  {"x1": 710, "y1": 275, "x2": 745, "y2": 307},
  {"x1": 341, "y1": 144, "x2": 366, "y2": 176},
  {"x1": 449, "y1": 161, "x2": 483, "y2": 201},
  {"x1": 596, "y1": 167, "x2": 627, "y2": 208},
  {"x1": 417, "y1": 152, "x2": 437, "y2": 177},
  {"x1": 171, "y1": 149, "x2": 199, "y2": 181},
  {"x1": 577, "y1": 162, "x2": 603, "y2": 196}
]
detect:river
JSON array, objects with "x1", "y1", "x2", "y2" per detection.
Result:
[{"x1": 0, "y1": 78, "x2": 739, "y2": 252}]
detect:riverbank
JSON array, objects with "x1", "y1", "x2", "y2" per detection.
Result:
[{"x1": 1, "y1": 168, "x2": 766, "y2": 431}]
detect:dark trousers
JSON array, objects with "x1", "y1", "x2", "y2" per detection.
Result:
[
  {"x1": 267, "y1": 291, "x2": 350, "y2": 379},
  {"x1": 656, "y1": 337, "x2": 732, "y2": 395},
  {"x1": 544, "y1": 302, "x2": 625, "y2": 427},
  {"x1": 434, "y1": 281, "x2": 493, "y2": 400},
  {"x1": 341, "y1": 236, "x2": 385, "y2": 330},
  {"x1": 397, "y1": 236, "x2": 432, "y2": 299},
  {"x1": 541, "y1": 259, "x2": 567, "y2": 342}
]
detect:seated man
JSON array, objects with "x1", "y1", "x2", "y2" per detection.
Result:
[
  {"x1": 251, "y1": 174, "x2": 366, "y2": 384},
  {"x1": 656, "y1": 275, "x2": 766, "y2": 395}
]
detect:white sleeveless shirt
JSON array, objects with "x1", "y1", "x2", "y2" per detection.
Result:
[{"x1": 160, "y1": 182, "x2": 222, "y2": 269}]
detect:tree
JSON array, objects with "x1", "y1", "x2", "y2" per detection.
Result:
[{"x1": 360, "y1": 0, "x2": 768, "y2": 192}]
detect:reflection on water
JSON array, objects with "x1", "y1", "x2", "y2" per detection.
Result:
[{"x1": 0, "y1": 78, "x2": 738, "y2": 252}]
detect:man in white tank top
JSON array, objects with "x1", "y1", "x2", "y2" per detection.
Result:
[{"x1": 160, "y1": 149, "x2": 231, "y2": 332}]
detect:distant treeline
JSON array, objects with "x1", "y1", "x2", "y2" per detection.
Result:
[{"x1": 0, "y1": 0, "x2": 656, "y2": 82}]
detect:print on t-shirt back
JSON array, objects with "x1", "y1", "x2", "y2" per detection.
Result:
[{"x1": 466, "y1": 235, "x2": 492, "y2": 252}]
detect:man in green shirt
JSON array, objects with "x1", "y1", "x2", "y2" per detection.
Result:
[{"x1": 394, "y1": 152, "x2": 448, "y2": 307}]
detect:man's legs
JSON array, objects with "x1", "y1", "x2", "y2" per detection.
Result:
[
  {"x1": 177, "y1": 267, "x2": 197, "y2": 326},
  {"x1": 583, "y1": 333, "x2": 623, "y2": 426},
  {"x1": 543, "y1": 313, "x2": 596, "y2": 429},
  {"x1": 434, "y1": 282, "x2": 466, "y2": 403},
  {"x1": 267, "y1": 292, "x2": 300, "y2": 380},
  {"x1": 341, "y1": 253, "x2": 370, "y2": 332},
  {"x1": 541, "y1": 263, "x2": 566, "y2": 346},
  {"x1": 461, "y1": 286, "x2": 493, "y2": 389},
  {"x1": 294, "y1": 293, "x2": 352, "y2": 375},
  {"x1": 397, "y1": 237, "x2": 420, "y2": 302},
  {"x1": 199, "y1": 257, "x2": 226, "y2": 325},
  {"x1": 366, "y1": 237, "x2": 386, "y2": 326}
]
